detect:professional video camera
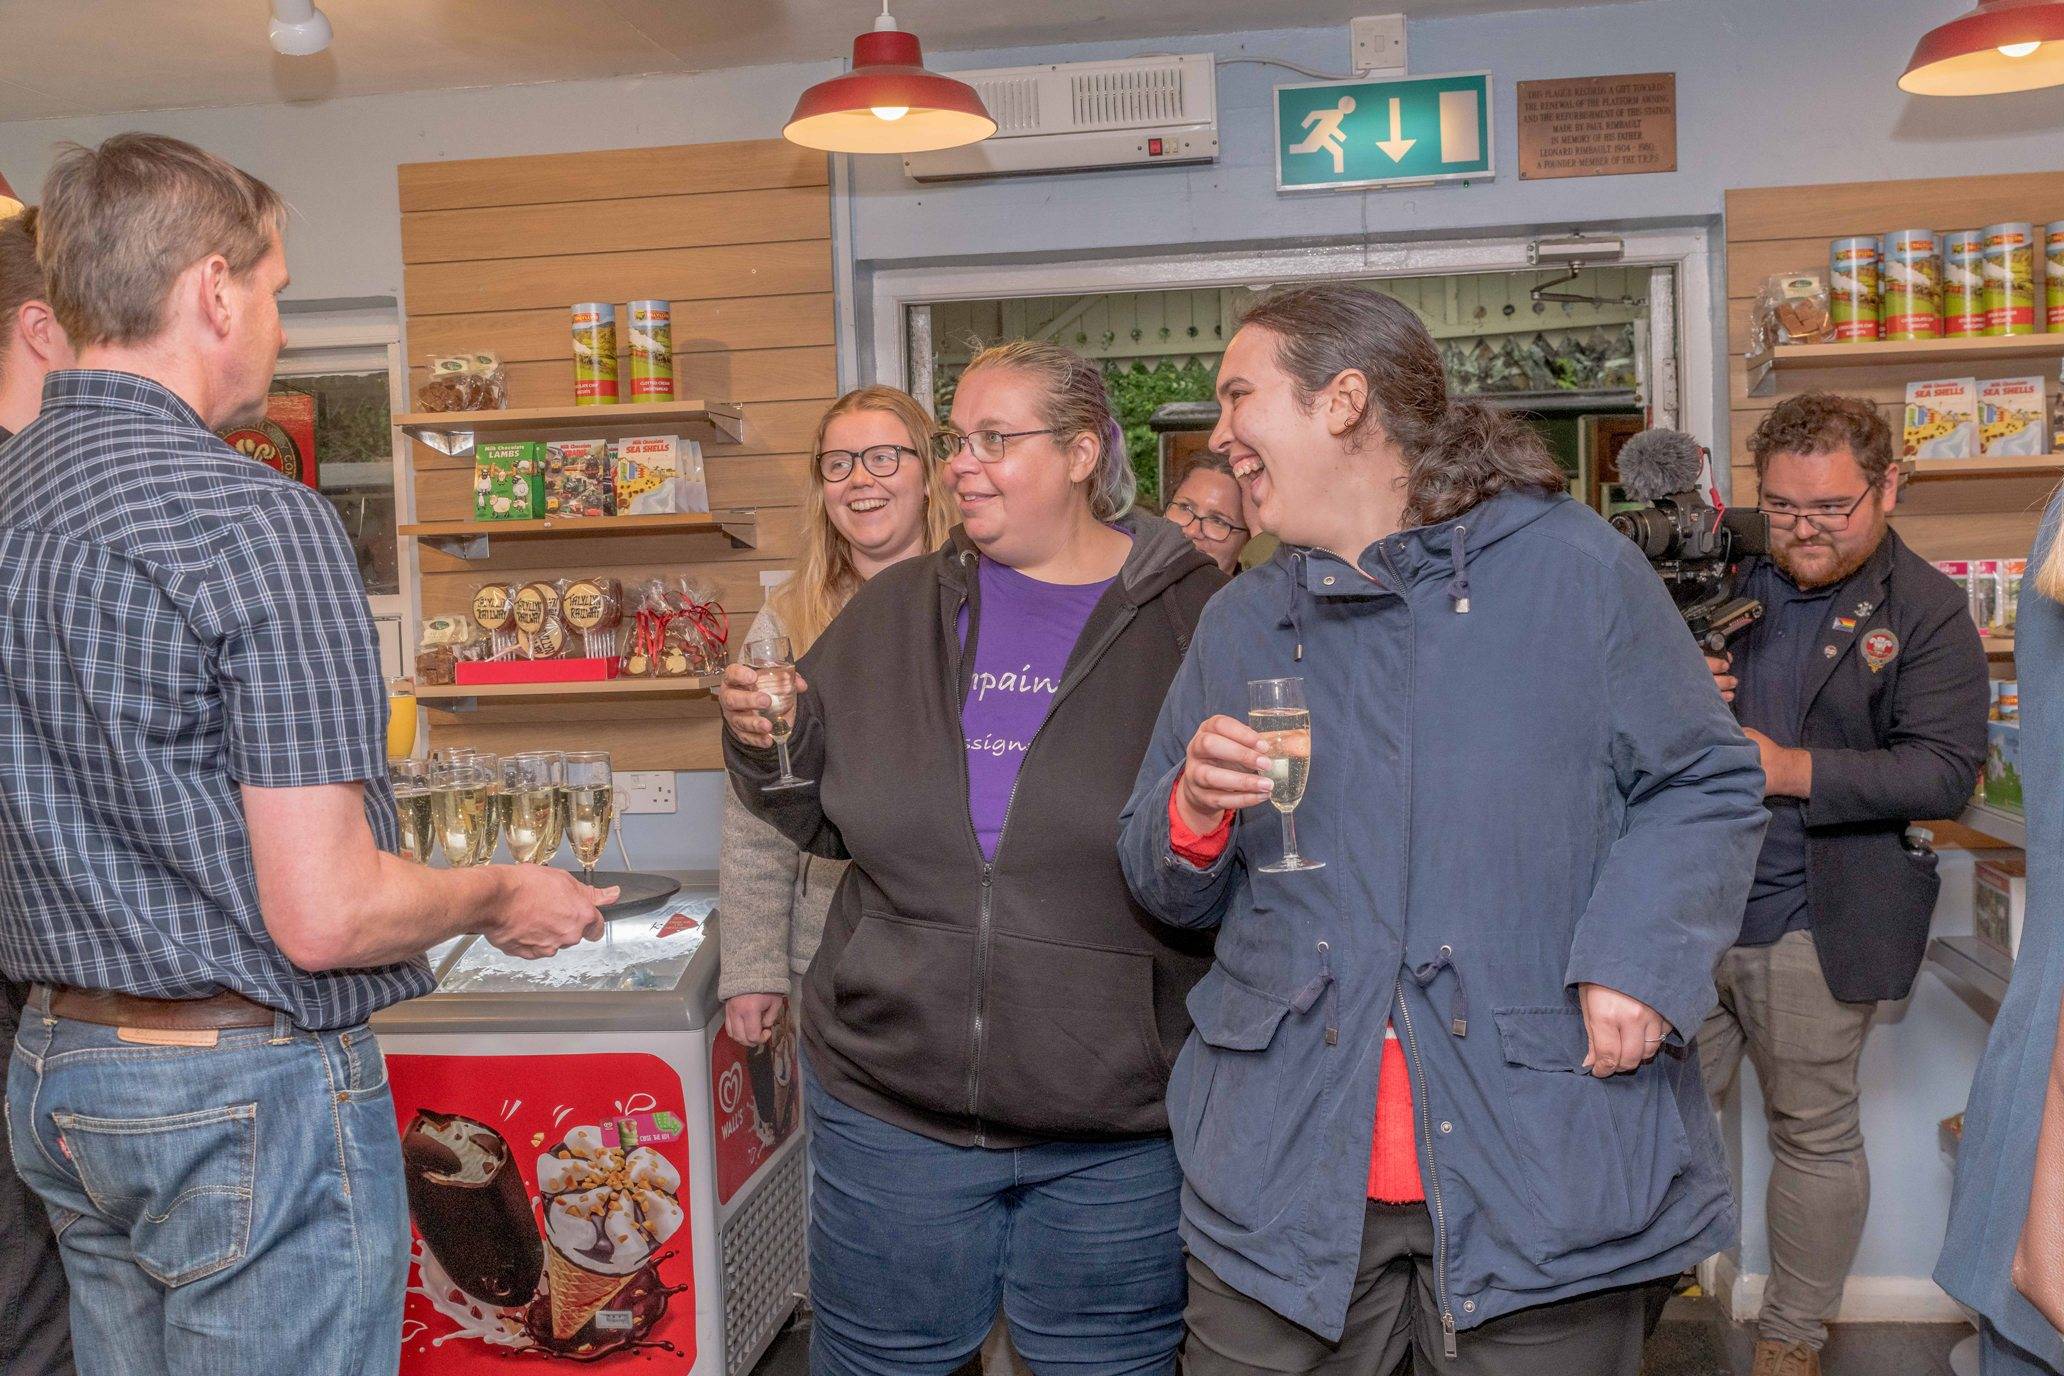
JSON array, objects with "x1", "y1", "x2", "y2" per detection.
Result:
[{"x1": 1610, "y1": 428, "x2": 1771, "y2": 653}]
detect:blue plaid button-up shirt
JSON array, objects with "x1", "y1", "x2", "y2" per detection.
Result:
[{"x1": 0, "y1": 371, "x2": 433, "y2": 1029}]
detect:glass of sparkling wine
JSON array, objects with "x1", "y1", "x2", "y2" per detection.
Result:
[
  {"x1": 390, "y1": 759, "x2": 434, "y2": 864},
  {"x1": 1248, "y1": 677, "x2": 1323, "y2": 874},
  {"x1": 563, "y1": 752, "x2": 615, "y2": 885},
  {"x1": 744, "y1": 633, "x2": 812, "y2": 792},
  {"x1": 502, "y1": 752, "x2": 566, "y2": 865},
  {"x1": 431, "y1": 757, "x2": 501, "y2": 869}
]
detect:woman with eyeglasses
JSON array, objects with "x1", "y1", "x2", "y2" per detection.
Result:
[
  {"x1": 1165, "y1": 453, "x2": 1254, "y2": 575},
  {"x1": 722, "y1": 341, "x2": 1225, "y2": 1375},
  {"x1": 718, "y1": 385, "x2": 954, "y2": 1053}
]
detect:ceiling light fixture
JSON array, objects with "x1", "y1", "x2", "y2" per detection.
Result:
[
  {"x1": 269, "y1": 0, "x2": 333, "y2": 57},
  {"x1": 1900, "y1": 0, "x2": 2064, "y2": 94},
  {"x1": 783, "y1": 1, "x2": 996, "y2": 154}
]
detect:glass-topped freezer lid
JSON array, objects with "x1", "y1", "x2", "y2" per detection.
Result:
[{"x1": 437, "y1": 891, "x2": 715, "y2": 994}]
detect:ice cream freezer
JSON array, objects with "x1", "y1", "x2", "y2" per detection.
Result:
[{"x1": 372, "y1": 871, "x2": 806, "y2": 1376}]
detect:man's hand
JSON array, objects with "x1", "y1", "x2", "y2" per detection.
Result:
[
  {"x1": 482, "y1": 866, "x2": 616, "y2": 959},
  {"x1": 719, "y1": 663, "x2": 806, "y2": 750},
  {"x1": 1704, "y1": 652, "x2": 1737, "y2": 704},
  {"x1": 725, "y1": 994, "x2": 787, "y2": 1047},
  {"x1": 1577, "y1": 982, "x2": 1672, "y2": 1078},
  {"x1": 1175, "y1": 715, "x2": 1275, "y2": 834},
  {"x1": 1742, "y1": 727, "x2": 1813, "y2": 799}
]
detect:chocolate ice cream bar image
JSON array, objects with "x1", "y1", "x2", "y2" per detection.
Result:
[
  {"x1": 747, "y1": 1042, "x2": 782, "y2": 1136},
  {"x1": 402, "y1": 1110, "x2": 543, "y2": 1308}
]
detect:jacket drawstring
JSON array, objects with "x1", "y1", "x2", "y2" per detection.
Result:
[
  {"x1": 1280, "y1": 549, "x2": 1307, "y2": 662},
  {"x1": 1293, "y1": 939, "x2": 1337, "y2": 1045},
  {"x1": 1410, "y1": 944, "x2": 1468, "y2": 1037},
  {"x1": 1447, "y1": 524, "x2": 1471, "y2": 615}
]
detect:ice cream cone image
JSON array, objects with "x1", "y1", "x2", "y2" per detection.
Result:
[
  {"x1": 544, "y1": 1240, "x2": 634, "y2": 1341},
  {"x1": 536, "y1": 1124, "x2": 686, "y2": 1347}
]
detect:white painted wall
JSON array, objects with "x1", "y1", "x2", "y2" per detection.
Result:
[{"x1": 0, "y1": 0, "x2": 2039, "y2": 1295}]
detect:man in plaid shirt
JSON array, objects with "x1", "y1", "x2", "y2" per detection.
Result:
[{"x1": 0, "y1": 134, "x2": 615, "y2": 1375}]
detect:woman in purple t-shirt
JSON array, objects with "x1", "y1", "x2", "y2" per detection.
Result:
[{"x1": 721, "y1": 341, "x2": 1223, "y2": 1375}]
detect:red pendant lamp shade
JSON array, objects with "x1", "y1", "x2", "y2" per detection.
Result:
[
  {"x1": 784, "y1": 12, "x2": 995, "y2": 154},
  {"x1": 1900, "y1": 0, "x2": 2064, "y2": 94},
  {"x1": 0, "y1": 169, "x2": 22, "y2": 220}
]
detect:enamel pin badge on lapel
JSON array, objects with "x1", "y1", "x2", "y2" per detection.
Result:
[{"x1": 1861, "y1": 628, "x2": 1900, "y2": 673}]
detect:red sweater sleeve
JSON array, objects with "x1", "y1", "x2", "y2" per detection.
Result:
[{"x1": 1167, "y1": 773, "x2": 1233, "y2": 865}]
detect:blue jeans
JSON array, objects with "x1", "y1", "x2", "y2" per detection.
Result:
[
  {"x1": 6, "y1": 1005, "x2": 407, "y2": 1376},
  {"x1": 803, "y1": 1063, "x2": 1185, "y2": 1376}
]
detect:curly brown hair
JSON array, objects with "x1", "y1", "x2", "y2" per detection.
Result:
[
  {"x1": 1237, "y1": 284, "x2": 1566, "y2": 527},
  {"x1": 0, "y1": 207, "x2": 44, "y2": 339},
  {"x1": 1748, "y1": 391, "x2": 1894, "y2": 486}
]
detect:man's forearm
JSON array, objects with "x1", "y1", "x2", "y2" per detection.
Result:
[{"x1": 266, "y1": 844, "x2": 511, "y2": 972}]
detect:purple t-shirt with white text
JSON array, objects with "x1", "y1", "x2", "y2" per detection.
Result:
[{"x1": 959, "y1": 558, "x2": 1115, "y2": 861}]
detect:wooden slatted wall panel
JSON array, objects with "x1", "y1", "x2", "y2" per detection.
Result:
[
  {"x1": 398, "y1": 138, "x2": 833, "y2": 770},
  {"x1": 1723, "y1": 172, "x2": 2064, "y2": 563}
]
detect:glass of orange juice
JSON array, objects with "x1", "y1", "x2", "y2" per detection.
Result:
[{"x1": 386, "y1": 678, "x2": 419, "y2": 762}]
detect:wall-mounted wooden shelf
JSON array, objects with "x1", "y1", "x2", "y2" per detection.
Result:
[
  {"x1": 1906, "y1": 454, "x2": 2064, "y2": 482},
  {"x1": 418, "y1": 675, "x2": 722, "y2": 708},
  {"x1": 1747, "y1": 334, "x2": 2064, "y2": 396},
  {"x1": 397, "y1": 399, "x2": 746, "y2": 447},
  {"x1": 1985, "y1": 637, "x2": 2015, "y2": 659},
  {"x1": 400, "y1": 510, "x2": 757, "y2": 557},
  {"x1": 1959, "y1": 800, "x2": 2026, "y2": 849}
]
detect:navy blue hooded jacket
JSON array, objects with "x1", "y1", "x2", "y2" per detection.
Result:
[{"x1": 1119, "y1": 488, "x2": 1767, "y2": 1344}]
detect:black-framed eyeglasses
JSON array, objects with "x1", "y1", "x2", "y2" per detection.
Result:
[
  {"x1": 1166, "y1": 498, "x2": 1249, "y2": 541},
  {"x1": 817, "y1": 444, "x2": 920, "y2": 483},
  {"x1": 1757, "y1": 480, "x2": 1883, "y2": 534},
  {"x1": 930, "y1": 427, "x2": 1062, "y2": 464}
]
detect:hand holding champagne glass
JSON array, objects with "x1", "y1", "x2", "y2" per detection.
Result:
[
  {"x1": 1248, "y1": 677, "x2": 1322, "y2": 873},
  {"x1": 736, "y1": 633, "x2": 812, "y2": 791}
]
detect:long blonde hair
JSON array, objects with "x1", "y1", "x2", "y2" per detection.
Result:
[
  {"x1": 2040, "y1": 485, "x2": 2064, "y2": 602},
  {"x1": 770, "y1": 386, "x2": 955, "y2": 652}
]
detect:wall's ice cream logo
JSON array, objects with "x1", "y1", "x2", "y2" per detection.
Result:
[{"x1": 536, "y1": 1125, "x2": 686, "y2": 1342}]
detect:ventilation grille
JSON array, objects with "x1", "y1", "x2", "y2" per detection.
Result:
[
  {"x1": 720, "y1": 1147, "x2": 808, "y2": 1376},
  {"x1": 1071, "y1": 62, "x2": 1189, "y2": 129},
  {"x1": 975, "y1": 75, "x2": 1043, "y2": 136}
]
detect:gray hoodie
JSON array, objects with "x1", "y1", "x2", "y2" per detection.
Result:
[{"x1": 717, "y1": 606, "x2": 843, "y2": 1003}]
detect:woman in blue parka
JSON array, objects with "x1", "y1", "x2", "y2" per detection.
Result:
[
  {"x1": 1118, "y1": 284, "x2": 1768, "y2": 1375},
  {"x1": 1938, "y1": 491, "x2": 2064, "y2": 1375}
]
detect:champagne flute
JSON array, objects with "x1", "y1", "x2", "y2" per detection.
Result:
[
  {"x1": 743, "y1": 633, "x2": 812, "y2": 792},
  {"x1": 502, "y1": 752, "x2": 565, "y2": 865},
  {"x1": 390, "y1": 759, "x2": 434, "y2": 864},
  {"x1": 565, "y1": 751, "x2": 617, "y2": 950},
  {"x1": 1248, "y1": 677, "x2": 1323, "y2": 874},
  {"x1": 431, "y1": 757, "x2": 501, "y2": 868}
]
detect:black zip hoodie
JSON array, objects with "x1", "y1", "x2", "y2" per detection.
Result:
[{"x1": 726, "y1": 514, "x2": 1223, "y2": 1146}]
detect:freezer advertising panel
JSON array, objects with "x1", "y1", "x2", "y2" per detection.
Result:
[
  {"x1": 389, "y1": 1051, "x2": 697, "y2": 1371},
  {"x1": 710, "y1": 1022, "x2": 801, "y2": 1206}
]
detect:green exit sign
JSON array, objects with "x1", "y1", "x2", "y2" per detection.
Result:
[{"x1": 1275, "y1": 72, "x2": 1495, "y2": 192}]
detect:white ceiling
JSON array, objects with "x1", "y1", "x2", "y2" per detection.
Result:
[{"x1": 0, "y1": 0, "x2": 1643, "y2": 122}]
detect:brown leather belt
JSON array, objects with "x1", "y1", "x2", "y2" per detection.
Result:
[{"x1": 33, "y1": 986, "x2": 280, "y2": 1031}]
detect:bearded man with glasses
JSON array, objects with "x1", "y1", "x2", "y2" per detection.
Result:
[{"x1": 1700, "y1": 390, "x2": 1990, "y2": 1376}]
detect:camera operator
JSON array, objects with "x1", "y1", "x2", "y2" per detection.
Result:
[{"x1": 1700, "y1": 391, "x2": 1989, "y2": 1376}]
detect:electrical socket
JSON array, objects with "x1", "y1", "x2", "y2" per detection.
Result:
[
  {"x1": 1351, "y1": 14, "x2": 1407, "y2": 74},
  {"x1": 619, "y1": 771, "x2": 677, "y2": 815}
]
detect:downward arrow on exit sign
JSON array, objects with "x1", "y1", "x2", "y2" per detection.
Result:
[
  {"x1": 1376, "y1": 98, "x2": 1417, "y2": 161},
  {"x1": 1274, "y1": 71, "x2": 1493, "y2": 192}
]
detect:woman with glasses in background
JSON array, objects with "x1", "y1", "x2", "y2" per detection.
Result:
[
  {"x1": 1164, "y1": 453, "x2": 1254, "y2": 575},
  {"x1": 721, "y1": 341, "x2": 1225, "y2": 1376},
  {"x1": 718, "y1": 385, "x2": 954, "y2": 1051}
]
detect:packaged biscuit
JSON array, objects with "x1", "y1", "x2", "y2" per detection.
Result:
[
  {"x1": 2002, "y1": 558, "x2": 2026, "y2": 634},
  {"x1": 511, "y1": 581, "x2": 565, "y2": 660},
  {"x1": 612, "y1": 435, "x2": 709, "y2": 515},
  {"x1": 545, "y1": 438, "x2": 615, "y2": 518},
  {"x1": 474, "y1": 441, "x2": 547, "y2": 520},
  {"x1": 1902, "y1": 378, "x2": 1979, "y2": 459},
  {"x1": 559, "y1": 577, "x2": 624, "y2": 658}
]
